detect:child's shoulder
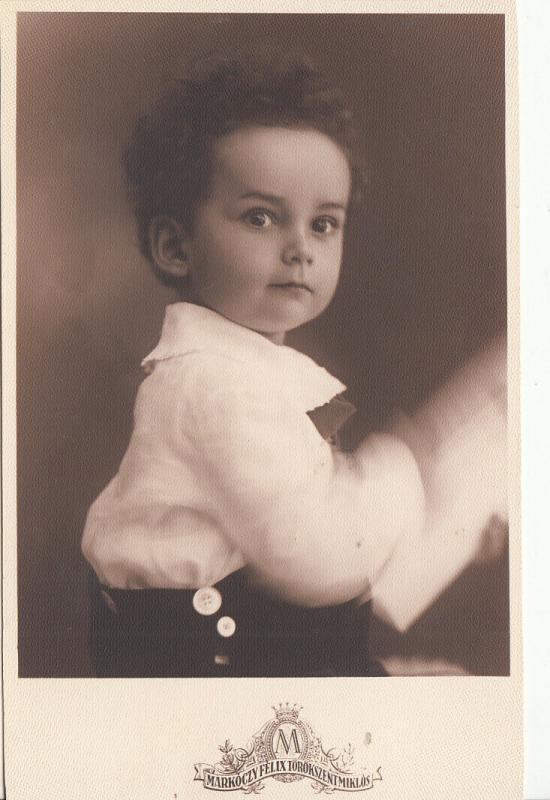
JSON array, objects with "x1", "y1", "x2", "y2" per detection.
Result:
[
  {"x1": 136, "y1": 349, "x2": 266, "y2": 420},
  {"x1": 145, "y1": 348, "x2": 252, "y2": 388}
]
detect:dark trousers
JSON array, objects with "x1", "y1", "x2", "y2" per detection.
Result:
[{"x1": 89, "y1": 569, "x2": 387, "y2": 678}]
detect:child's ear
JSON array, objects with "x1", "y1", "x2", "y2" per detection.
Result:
[{"x1": 148, "y1": 216, "x2": 191, "y2": 279}]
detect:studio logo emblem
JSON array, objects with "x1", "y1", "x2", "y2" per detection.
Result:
[{"x1": 193, "y1": 703, "x2": 382, "y2": 794}]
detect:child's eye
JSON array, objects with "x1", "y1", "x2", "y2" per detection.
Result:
[
  {"x1": 311, "y1": 216, "x2": 340, "y2": 235},
  {"x1": 243, "y1": 209, "x2": 276, "y2": 228}
]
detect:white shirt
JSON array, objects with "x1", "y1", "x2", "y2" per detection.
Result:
[{"x1": 82, "y1": 303, "x2": 425, "y2": 607}]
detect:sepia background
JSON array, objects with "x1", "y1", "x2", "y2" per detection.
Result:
[{"x1": 17, "y1": 12, "x2": 508, "y2": 676}]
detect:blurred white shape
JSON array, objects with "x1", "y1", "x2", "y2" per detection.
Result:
[
  {"x1": 379, "y1": 656, "x2": 470, "y2": 677},
  {"x1": 371, "y1": 334, "x2": 508, "y2": 631}
]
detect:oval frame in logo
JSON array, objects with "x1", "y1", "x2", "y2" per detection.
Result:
[{"x1": 261, "y1": 707, "x2": 316, "y2": 784}]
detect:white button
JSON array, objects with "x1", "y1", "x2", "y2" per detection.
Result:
[
  {"x1": 217, "y1": 616, "x2": 236, "y2": 637},
  {"x1": 192, "y1": 587, "x2": 222, "y2": 616}
]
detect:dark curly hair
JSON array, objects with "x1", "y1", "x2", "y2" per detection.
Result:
[{"x1": 123, "y1": 49, "x2": 363, "y2": 287}]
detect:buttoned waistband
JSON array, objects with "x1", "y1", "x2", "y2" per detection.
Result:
[
  {"x1": 97, "y1": 568, "x2": 372, "y2": 638},
  {"x1": 89, "y1": 568, "x2": 384, "y2": 677}
]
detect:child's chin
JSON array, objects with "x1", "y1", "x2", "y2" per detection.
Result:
[
  {"x1": 265, "y1": 304, "x2": 317, "y2": 330},
  {"x1": 259, "y1": 316, "x2": 310, "y2": 339},
  {"x1": 238, "y1": 305, "x2": 317, "y2": 339}
]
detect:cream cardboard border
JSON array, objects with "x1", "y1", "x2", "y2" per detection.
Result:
[
  {"x1": 518, "y1": 3, "x2": 550, "y2": 796},
  {"x1": 1, "y1": 2, "x2": 522, "y2": 798}
]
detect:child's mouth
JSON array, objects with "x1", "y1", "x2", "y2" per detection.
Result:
[{"x1": 270, "y1": 282, "x2": 313, "y2": 293}]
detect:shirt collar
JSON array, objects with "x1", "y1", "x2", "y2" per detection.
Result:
[{"x1": 142, "y1": 303, "x2": 346, "y2": 413}]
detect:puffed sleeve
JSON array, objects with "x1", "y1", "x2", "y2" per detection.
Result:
[{"x1": 178, "y1": 355, "x2": 426, "y2": 607}]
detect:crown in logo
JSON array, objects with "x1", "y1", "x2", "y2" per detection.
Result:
[{"x1": 272, "y1": 703, "x2": 302, "y2": 721}]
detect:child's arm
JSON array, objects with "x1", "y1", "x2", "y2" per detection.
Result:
[
  {"x1": 370, "y1": 333, "x2": 508, "y2": 630},
  {"x1": 189, "y1": 355, "x2": 426, "y2": 607}
]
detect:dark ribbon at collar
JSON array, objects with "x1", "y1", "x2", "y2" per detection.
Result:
[{"x1": 307, "y1": 395, "x2": 357, "y2": 441}]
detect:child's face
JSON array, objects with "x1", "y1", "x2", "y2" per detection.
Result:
[{"x1": 183, "y1": 126, "x2": 351, "y2": 342}]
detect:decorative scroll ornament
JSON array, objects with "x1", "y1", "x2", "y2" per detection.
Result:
[{"x1": 194, "y1": 704, "x2": 382, "y2": 794}]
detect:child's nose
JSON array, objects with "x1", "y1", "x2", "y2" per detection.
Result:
[{"x1": 281, "y1": 230, "x2": 313, "y2": 266}]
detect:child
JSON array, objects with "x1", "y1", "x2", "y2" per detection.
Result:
[{"x1": 82, "y1": 50, "x2": 507, "y2": 677}]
